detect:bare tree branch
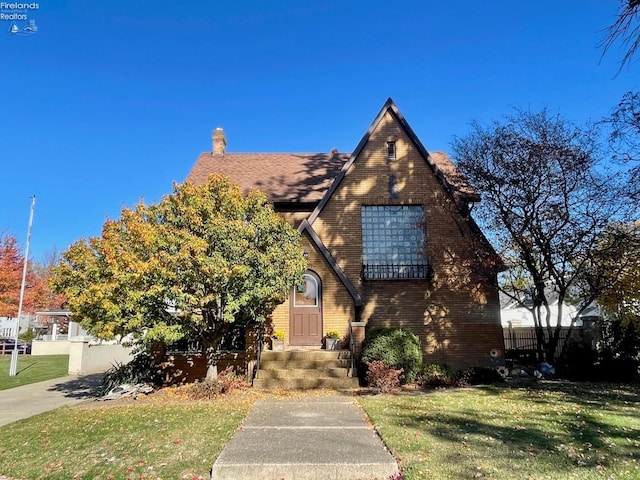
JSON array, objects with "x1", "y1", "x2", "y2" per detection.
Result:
[{"x1": 601, "y1": 1, "x2": 640, "y2": 73}]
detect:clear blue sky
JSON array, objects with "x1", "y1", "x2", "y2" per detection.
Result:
[{"x1": 1, "y1": 1, "x2": 637, "y2": 262}]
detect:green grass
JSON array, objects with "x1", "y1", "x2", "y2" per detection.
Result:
[
  {"x1": 0, "y1": 397, "x2": 252, "y2": 480},
  {"x1": 359, "y1": 382, "x2": 640, "y2": 480},
  {"x1": 1, "y1": 382, "x2": 638, "y2": 479},
  {"x1": 0, "y1": 355, "x2": 69, "y2": 390}
]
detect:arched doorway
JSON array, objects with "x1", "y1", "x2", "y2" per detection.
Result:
[{"x1": 290, "y1": 271, "x2": 323, "y2": 346}]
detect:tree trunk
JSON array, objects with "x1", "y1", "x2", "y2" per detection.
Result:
[{"x1": 206, "y1": 363, "x2": 218, "y2": 381}]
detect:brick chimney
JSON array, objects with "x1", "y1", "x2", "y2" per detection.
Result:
[{"x1": 212, "y1": 127, "x2": 226, "y2": 155}]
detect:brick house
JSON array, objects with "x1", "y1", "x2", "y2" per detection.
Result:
[{"x1": 185, "y1": 98, "x2": 504, "y2": 373}]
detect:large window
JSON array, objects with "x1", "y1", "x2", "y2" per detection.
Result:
[{"x1": 361, "y1": 205, "x2": 428, "y2": 279}]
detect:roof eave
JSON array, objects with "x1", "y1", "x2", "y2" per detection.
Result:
[{"x1": 298, "y1": 220, "x2": 363, "y2": 306}]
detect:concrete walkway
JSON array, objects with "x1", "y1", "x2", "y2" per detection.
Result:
[
  {"x1": 0, "y1": 374, "x2": 101, "y2": 427},
  {"x1": 211, "y1": 395, "x2": 399, "y2": 480}
]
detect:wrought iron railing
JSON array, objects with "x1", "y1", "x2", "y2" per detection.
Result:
[
  {"x1": 362, "y1": 263, "x2": 429, "y2": 280},
  {"x1": 252, "y1": 324, "x2": 264, "y2": 384}
]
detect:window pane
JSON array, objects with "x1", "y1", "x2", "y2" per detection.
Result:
[
  {"x1": 361, "y1": 205, "x2": 427, "y2": 279},
  {"x1": 294, "y1": 274, "x2": 318, "y2": 306}
]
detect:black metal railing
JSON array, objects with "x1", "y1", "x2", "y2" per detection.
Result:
[
  {"x1": 362, "y1": 263, "x2": 429, "y2": 280},
  {"x1": 253, "y1": 325, "x2": 264, "y2": 384}
]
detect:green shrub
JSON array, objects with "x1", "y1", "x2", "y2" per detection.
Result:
[
  {"x1": 100, "y1": 352, "x2": 163, "y2": 396},
  {"x1": 556, "y1": 340, "x2": 599, "y2": 380},
  {"x1": 18, "y1": 327, "x2": 36, "y2": 342},
  {"x1": 418, "y1": 363, "x2": 456, "y2": 388},
  {"x1": 360, "y1": 327, "x2": 422, "y2": 383}
]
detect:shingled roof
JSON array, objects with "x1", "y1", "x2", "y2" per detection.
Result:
[
  {"x1": 186, "y1": 150, "x2": 477, "y2": 204},
  {"x1": 186, "y1": 99, "x2": 479, "y2": 205},
  {"x1": 187, "y1": 152, "x2": 350, "y2": 203},
  {"x1": 429, "y1": 151, "x2": 480, "y2": 202}
]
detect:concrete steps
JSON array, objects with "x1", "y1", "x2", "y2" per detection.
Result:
[{"x1": 254, "y1": 350, "x2": 360, "y2": 390}]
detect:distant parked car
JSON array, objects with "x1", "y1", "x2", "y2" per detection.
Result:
[{"x1": 0, "y1": 339, "x2": 31, "y2": 354}]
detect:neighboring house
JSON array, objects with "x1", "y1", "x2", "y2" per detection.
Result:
[
  {"x1": 500, "y1": 292, "x2": 602, "y2": 328},
  {"x1": 500, "y1": 291, "x2": 602, "y2": 361},
  {"x1": 0, "y1": 315, "x2": 32, "y2": 338},
  {"x1": 33, "y1": 311, "x2": 88, "y2": 341},
  {"x1": 0, "y1": 317, "x2": 17, "y2": 338},
  {"x1": 185, "y1": 98, "x2": 504, "y2": 370}
]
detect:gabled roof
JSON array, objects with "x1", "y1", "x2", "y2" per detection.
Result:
[
  {"x1": 186, "y1": 99, "x2": 478, "y2": 206},
  {"x1": 187, "y1": 152, "x2": 349, "y2": 203},
  {"x1": 298, "y1": 220, "x2": 363, "y2": 306},
  {"x1": 308, "y1": 97, "x2": 479, "y2": 224}
]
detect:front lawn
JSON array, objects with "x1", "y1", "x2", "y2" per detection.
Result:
[
  {"x1": 0, "y1": 396, "x2": 252, "y2": 480},
  {"x1": 1, "y1": 382, "x2": 637, "y2": 479},
  {"x1": 359, "y1": 382, "x2": 640, "y2": 480},
  {"x1": 0, "y1": 355, "x2": 69, "y2": 390}
]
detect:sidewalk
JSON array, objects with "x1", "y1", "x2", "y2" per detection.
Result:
[
  {"x1": 211, "y1": 395, "x2": 399, "y2": 480},
  {"x1": 0, "y1": 374, "x2": 101, "y2": 427}
]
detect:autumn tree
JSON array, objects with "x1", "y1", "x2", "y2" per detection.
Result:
[
  {"x1": 52, "y1": 175, "x2": 307, "y2": 379},
  {"x1": 452, "y1": 109, "x2": 634, "y2": 363},
  {"x1": 32, "y1": 247, "x2": 67, "y2": 313},
  {"x1": 0, "y1": 232, "x2": 25, "y2": 318},
  {"x1": 0, "y1": 231, "x2": 51, "y2": 318},
  {"x1": 596, "y1": 221, "x2": 640, "y2": 327},
  {"x1": 588, "y1": 221, "x2": 640, "y2": 370}
]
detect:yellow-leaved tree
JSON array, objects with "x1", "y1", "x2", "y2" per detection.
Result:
[{"x1": 52, "y1": 175, "x2": 306, "y2": 379}]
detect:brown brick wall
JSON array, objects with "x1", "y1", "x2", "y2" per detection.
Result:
[
  {"x1": 277, "y1": 211, "x2": 310, "y2": 227},
  {"x1": 311, "y1": 110, "x2": 504, "y2": 369},
  {"x1": 152, "y1": 324, "x2": 261, "y2": 384},
  {"x1": 271, "y1": 233, "x2": 355, "y2": 346},
  {"x1": 183, "y1": 108, "x2": 504, "y2": 372}
]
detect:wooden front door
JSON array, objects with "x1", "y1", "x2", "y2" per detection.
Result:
[{"x1": 290, "y1": 271, "x2": 322, "y2": 346}]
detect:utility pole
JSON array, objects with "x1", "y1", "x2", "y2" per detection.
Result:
[{"x1": 9, "y1": 196, "x2": 36, "y2": 377}]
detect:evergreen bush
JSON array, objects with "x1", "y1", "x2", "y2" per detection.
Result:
[
  {"x1": 360, "y1": 327, "x2": 423, "y2": 383},
  {"x1": 418, "y1": 363, "x2": 456, "y2": 388}
]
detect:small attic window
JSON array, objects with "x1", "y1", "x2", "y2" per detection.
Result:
[{"x1": 386, "y1": 141, "x2": 396, "y2": 161}]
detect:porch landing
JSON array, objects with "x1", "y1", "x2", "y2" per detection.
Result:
[{"x1": 210, "y1": 396, "x2": 399, "y2": 480}]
